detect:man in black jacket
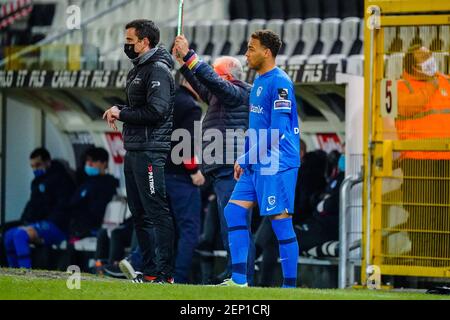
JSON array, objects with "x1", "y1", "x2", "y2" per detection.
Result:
[
  {"x1": 3, "y1": 148, "x2": 75, "y2": 269},
  {"x1": 103, "y1": 19, "x2": 176, "y2": 284},
  {"x1": 173, "y1": 35, "x2": 255, "y2": 285}
]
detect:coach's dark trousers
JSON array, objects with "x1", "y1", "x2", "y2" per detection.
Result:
[{"x1": 124, "y1": 151, "x2": 174, "y2": 277}]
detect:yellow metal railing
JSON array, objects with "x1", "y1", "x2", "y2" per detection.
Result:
[{"x1": 363, "y1": 0, "x2": 450, "y2": 284}]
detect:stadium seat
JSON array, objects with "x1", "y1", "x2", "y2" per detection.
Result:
[
  {"x1": 288, "y1": 54, "x2": 308, "y2": 66},
  {"x1": 48, "y1": 0, "x2": 68, "y2": 34},
  {"x1": 320, "y1": 18, "x2": 341, "y2": 56},
  {"x1": 266, "y1": 19, "x2": 284, "y2": 51},
  {"x1": 418, "y1": 26, "x2": 438, "y2": 50},
  {"x1": 346, "y1": 54, "x2": 364, "y2": 76},
  {"x1": 339, "y1": 17, "x2": 360, "y2": 56},
  {"x1": 238, "y1": 19, "x2": 266, "y2": 54},
  {"x1": 247, "y1": 19, "x2": 266, "y2": 37},
  {"x1": 140, "y1": 0, "x2": 158, "y2": 21},
  {"x1": 183, "y1": 20, "x2": 196, "y2": 50},
  {"x1": 195, "y1": 21, "x2": 213, "y2": 55},
  {"x1": 211, "y1": 20, "x2": 230, "y2": 58},
  {"x1": 90, "y1": 0, "x2": 110, "y2": 28},
  {"x1": 266, "y1": 19, "x2": 284, "y2": 38},
  {"x1": 285, "y1": 0, "x2": 303, "y2": 19},
  {"x1": 159, "y1": 23, "x2": 177, "y2": 49},
  {"x1": 301, "y1": 18, "x2": 321, "y2": 56},
  {"x1": 107, "y1": 0, "x2": 125, "y2": 25},
  {"x1": 385, "y1": 52, "x2": 404, "y2": 79},
  {"x1": 434, "y1": 52, "x2": 449, "y2": 74},
  {"x1": 283, "y1": 19, "x2": 302, "y2": 57},
  {"x1": 348, "y1": 18, "x2": 364, "y2": 55},
  {"x1": 276, "y1": 55, "x2": 288, "y2": 67},
  {"x1": 440, "y1": 25, "x2": 450, "y2": 51},
  {"x1": 399, "y1": 26, "x2": 416, "y2": 52},
  {"x1": 322, "y1": 0, "x2": 340, "y2": 18},
  {"x1": 119, "y1": 1, "x2": 140, "y2": 23},
  {"x1": 102, "y1": 198, "x2": 128, "y2": 230},
  {"x1": 303, "y1": 241, "x2": 339, "y2": 258},
  {"x1": 384, "y1": 26, "x2": 397, "y2": 53},
  {"x1": 327, "y1": 54, "x2": 347, "y2": 72},
  {"x1": 187, "y1": 0, "x2": 213, "y2": 21},
  {"x1": 307, "y1": 54, "x2": 327, "y2": 64},
  {"x1": 303, "y1": 0, "x2": 322, "y2": 19},
  {"x1": 80, "y1": 0, "x2": 97, "y2": 21},
  {"x1": 228, "y1": 19, "x2": 248, "y2": 56},
  {"x1": 248, "y1": 0, "x2": 267, "y2": 19},
  {"x1": 266, "y1": 0, "x2": 285, "y2": 20}
]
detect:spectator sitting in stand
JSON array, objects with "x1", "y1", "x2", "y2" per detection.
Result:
[
  {"x1": 296, "y1": 150, "x2": 345, "y2": 257},
  {"x1": 68, "y1": 147, "x2": 119, "y2": 243},
  {"x1": 3, "y1": 148, "x2": 75, "y2": 269}
]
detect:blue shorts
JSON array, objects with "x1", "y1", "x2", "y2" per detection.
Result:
[
  {"x1": 230, "y1": 167, "x2": 299, "y2": 216},
  {"x1": 30, "y1": 221, "x2": 66, "y2": 246}
]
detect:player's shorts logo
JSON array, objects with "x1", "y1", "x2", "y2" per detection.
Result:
[{"x1": 268, "y1": 196, "x2": 276, "y2": 206}]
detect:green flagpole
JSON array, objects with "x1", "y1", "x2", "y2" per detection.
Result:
[{"x1": 177, "y1": 0, "x2": 184, "y2": 36}]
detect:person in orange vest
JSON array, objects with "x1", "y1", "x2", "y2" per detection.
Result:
[{"x1": 395, "y1": 44, "x2": 450, "y2": 262}]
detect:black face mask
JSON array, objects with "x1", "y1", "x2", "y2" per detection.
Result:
[{"x1": 124, "y1": 43, "x2": 139, "y2": 60}]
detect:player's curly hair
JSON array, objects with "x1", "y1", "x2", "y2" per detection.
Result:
[{"x1": 251, "y1": 30, "x2": 282, "y2": 58}]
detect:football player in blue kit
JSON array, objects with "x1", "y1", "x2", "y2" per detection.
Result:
[{"x1": 220, "y1": 30, "x2": 301, "y2": 288}]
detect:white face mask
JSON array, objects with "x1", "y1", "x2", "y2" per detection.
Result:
[{"x1": 420, "y1": 56, "x2": 437, "y2": 77}]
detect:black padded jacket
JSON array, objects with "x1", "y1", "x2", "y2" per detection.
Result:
[{"x1": 118, "y1": 47, "x2": 175, "y2": 154}]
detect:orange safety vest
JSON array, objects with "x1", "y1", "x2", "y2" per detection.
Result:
[{"x1": 395, "y1": 72, "x2": 450, "y2": 160}]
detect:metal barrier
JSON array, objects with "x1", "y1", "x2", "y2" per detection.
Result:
[{"x1": 339, "y1": 173, "x2": 363, "y2": 288}]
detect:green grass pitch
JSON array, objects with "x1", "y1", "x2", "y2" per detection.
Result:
[{"x1": 1, "y1": 269, "x2": 449, "y2": 300}]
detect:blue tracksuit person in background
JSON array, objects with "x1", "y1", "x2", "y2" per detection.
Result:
[
  {"x1": 3, "y1": 148, "x2": 75, "y2": 269},
  {"x1": 221, "y1": 30, "x2": 301, "y2": 287}
]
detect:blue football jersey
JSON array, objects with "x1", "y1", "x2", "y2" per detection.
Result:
[{"x1": 243, "y1": 67, "x2": 301, "y2": 172}]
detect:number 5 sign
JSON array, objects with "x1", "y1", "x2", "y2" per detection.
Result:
[{"x1": 380, "y1": 79, "x2": 398, "y2": 118}]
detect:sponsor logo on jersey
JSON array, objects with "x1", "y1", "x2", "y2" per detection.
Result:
[{"x1": 250, "y1": 105, "x2": 264, "y2": 114}]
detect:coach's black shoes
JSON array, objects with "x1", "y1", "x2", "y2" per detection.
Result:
[
  {"x1": 131, "y1": 272, "x2": 159, "y2": 283},
  {"x1": 154, "y1": 275, "x2": 175, "y2": 284}
]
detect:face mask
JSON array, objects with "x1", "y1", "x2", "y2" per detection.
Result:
[
  {"x1": 33, "y1": 169, "x2": 46, "y2": 178},
  {"x1": 338, "y1": 155, "x2": 346, "y2": 173},
  {"x1": 85, "y1": 165, "x2": 100, "y2": 176},
  {"x1": 124, "y1": 43, "x2": 139, "y2": 60},
  {"x1": 420, "y1": 57, "x2": 437, "y2": 77}
]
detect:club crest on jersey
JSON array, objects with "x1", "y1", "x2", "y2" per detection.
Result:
[
  {"x1": 278, "y1": 88, "x2": 288, "y2": 100},
  {"x1": 256, "y1": 86, "x2": 263, "y2": 97}
]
